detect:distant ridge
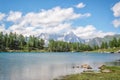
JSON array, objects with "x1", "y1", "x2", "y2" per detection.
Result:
[{"x1": 38, "y1": 32, "x2": 120, "y2": 46}]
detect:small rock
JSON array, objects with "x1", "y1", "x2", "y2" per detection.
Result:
[
  {"x1": 110, "y1": 52, "x2": 114, "y2": 53},
  {"x1": 72, "y1": 65, "x2": 80, "y2": 68},
  {"x1": 72, "y1": 66, "x2": 75, "y2": 68},
  {"x1": 87, "y1": 66, "x2": 92, "y2": 69}
]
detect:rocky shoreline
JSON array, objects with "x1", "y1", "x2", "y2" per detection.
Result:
[{"x1": 54, "y1": 65, "x2": 120, "y2": 80}]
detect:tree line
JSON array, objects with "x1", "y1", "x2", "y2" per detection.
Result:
[
  {"x1": 0, "y1": 32, "x2": 120, "y2": 52},
  {"x1": 100, "y1": 37, "x2": 120, "y2": 49},
  {"x1": 0, "y1": 32, "x2": 44, "y2": 52},
  {"x1": 48, "y1": 40, "x2": 92, "y2": 52}
]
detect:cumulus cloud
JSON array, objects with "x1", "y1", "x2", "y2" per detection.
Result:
[
  {"x1": 75, "y1": 2, "x2": 86, "y2": 9},
  {"x1": 112, "y1": 2, "x2": 120, "y2": 28},
  {"x1": 112, "y1": 2, "x2": 120, "y2": 17},
  {"x1": 0, "y1": 6, "x2": 114, "y2": 39},
  {"x1": 0, "y1": 13, "x2": 5, "y2": 21},
  {"x1": 72, "y1": 25, "x2": 115, "y2": 39},
  {"x1": 7, "y1": 11, "x2": 22, "y2": 22},
  {"x1": 6, "y1": 6, "x2": 91, "y2": 36},
  {"x1": 8, "y1": 23, "x2": 71, "y2": 36},
  {"x1": 21, "y1": 7, "x2": 80, "y2": 28},
  {"x1": 112, "y1": 19, "x2": 120, "y2": 28}
]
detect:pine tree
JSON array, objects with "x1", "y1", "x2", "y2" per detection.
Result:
[
  {"x1": 118, "y1": 38, "x2": 120, "y2": 47},
  {"x1": 0, "y1": 32, "x2": 4, "y2": 51},
  {"x1": 113, "y1": 37, "x2": 118, "y2": 47}
]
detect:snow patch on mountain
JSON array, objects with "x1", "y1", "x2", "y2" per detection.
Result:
[{"x1": 38, "y1": 32, "x2": 84, "y2": 43}]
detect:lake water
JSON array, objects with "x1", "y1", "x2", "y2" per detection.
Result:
[{"x1": 0, "y1": 52, "x2": 120, "y2": 80}]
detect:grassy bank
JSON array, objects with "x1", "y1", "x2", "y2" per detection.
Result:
[
  {"x1": 90, "y1": 47, "x2": 120, "y2": 53},
  {"x1": 2, "y1": 47, "x2": 120, "y2": 53},
  {"x1": 54, "y1": 66, "x2": 120, "y2": 80},
  {"x1": 5, "y1": 49, "x2": 47, "y2": 53}
]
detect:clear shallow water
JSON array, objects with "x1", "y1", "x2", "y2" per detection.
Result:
[{"x1": 0, "y1": 52, "x2": 120, "y2": 80}]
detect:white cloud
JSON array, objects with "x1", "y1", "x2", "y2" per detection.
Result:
[
  {"x1": 76, "y1": 2, "x2": 86, "y2": 9},
  {"x1": 7, "y1": 11, "x2": 22, "y2": 22},
  {"x1": 8, "y1": 23, "x2": 71, "y2": 36},
  {"x1": 0, "y1": 13, "x2": 5, "y2": 21},
  {"x1": 22, "y1": 7, "x2": 81, "y2": 27},
  {"x1": 72, "y1": 25, "x2": 115, "y2": 39},
  {"x1": 112, "y1": 2, "x2": 120, "y2": 28},
  {"x1": 112, "y1": 19, "x2": 120, "y2": 28},
  {"x1": 6, "y1": 6, "x2": 91, "y2": 36},
  {"x1": 0, "y1": 24, "x2": 5, "y2": 32},
  {"x1": 79, "y1": 13, "x2": 91, "y2": 18},
  {"x1": 0, "y1": 6, "x2": 115, "y2": 39},
  {"x1": 112, "y1": 2, "x2": 120, "y2": 17}
]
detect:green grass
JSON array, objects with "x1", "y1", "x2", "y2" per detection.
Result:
[
  {"x1": 91, "y1": 47, "x2": 120, "y2": 53},
  {"x1": 54, "y1": 66, "x2": 120, "y2": 80},
  {"x1": 3, "y1": 47, "x2": 120, "y2": 53},
  {"x1": 6, "y1": 49, "x2": 47, "y2": 52}
]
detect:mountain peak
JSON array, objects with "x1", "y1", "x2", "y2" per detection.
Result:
[{"x1": 38, "y1": 32, "x2": 84, "y2": 43}]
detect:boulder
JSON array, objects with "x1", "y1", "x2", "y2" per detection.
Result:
[
  {"x1": 98, "y1": 65, "x2": 106, "y2": 69},
  {"x1": 87, "y1": 66, "x2": 92, "y2": 69},
  {"x1": 81, "y1": 64, "x2": 92, "y2": 69}
]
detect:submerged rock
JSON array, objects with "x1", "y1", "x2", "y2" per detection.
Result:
[{"x1": 72, "y1": 65, "x2": 80, "y2": 68}]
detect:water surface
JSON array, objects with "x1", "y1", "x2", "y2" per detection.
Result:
[{"x1": 0, "y1": 52, "x2": 120, "y2": 80}]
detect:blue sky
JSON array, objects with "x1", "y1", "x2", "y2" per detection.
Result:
[{"x1": 0, "y1": 0, "x2": 120, "y2": 39}]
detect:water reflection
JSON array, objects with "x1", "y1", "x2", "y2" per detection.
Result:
[
  {"x1": 0, "y1": 63, "x2": 82, "y2": 80},
  {"x1": 0, "y1": 53, "x2": 120, "y2": 80}
]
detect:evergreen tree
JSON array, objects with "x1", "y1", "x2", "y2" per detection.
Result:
[
  {"x1": 101, "y1": 42, "x2": 108, "y2": 49},
  {"x1": 113, "y1": 37, "x2": 118, "y2": 47},
  {"x1": 0, "y1": 32, "x2": 5, "y2": 51},
  {"x1": 118, "y1": 38, "x2": 120, "y2": 47}
]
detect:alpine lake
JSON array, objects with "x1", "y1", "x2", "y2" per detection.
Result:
[{"x1": 0, "y1": 52, "x2": 120, "y2": 80}]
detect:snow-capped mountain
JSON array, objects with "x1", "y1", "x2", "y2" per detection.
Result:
[
  {"x1": 63, "y1": 32, "x2": 84, "y2": 43},
  {"x1": 38, "y1": 32, "x2": 84, "y2": 43},
  {"x1": 38, "y1": 33, "x2": 62, "y2": 41},
  {"x1": 38, "y1": 32, "x2": 120, "y2": 46}
]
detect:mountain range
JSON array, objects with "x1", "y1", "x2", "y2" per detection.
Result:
[{"x1": 38, "y1": 32, "x2": 120, "y2": 46}]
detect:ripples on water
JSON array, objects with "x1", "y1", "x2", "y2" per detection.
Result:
[{"x1": 0, "y1": 52, "x2": 120, "y2": 80}]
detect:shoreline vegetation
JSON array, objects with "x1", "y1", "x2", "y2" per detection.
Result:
[
  {"x1": 0, "y1": 32, "x2": 120, "y2": 53},
  {"x1": 54, "y1": 65, "x2": 120, "y2": 80}
]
